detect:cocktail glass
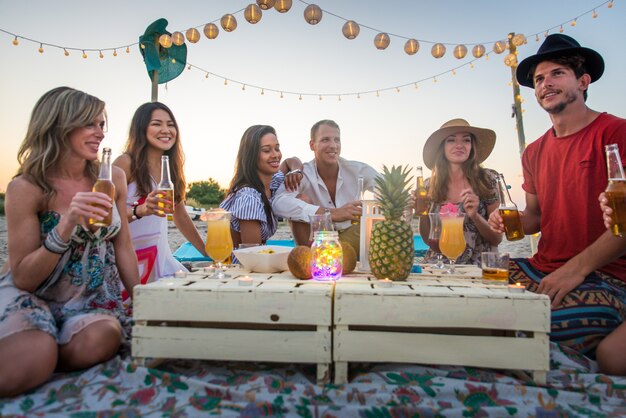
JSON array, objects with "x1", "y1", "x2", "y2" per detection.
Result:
[
  {"x1": 427, "y1": 212, "x2": 445, "y2": 269},
  {"x1": 439, "y1": 212, "x2": 466, "y2": 274},
  {"x1": 204, "y1": 209, "x2": 234, "y2": 279}
]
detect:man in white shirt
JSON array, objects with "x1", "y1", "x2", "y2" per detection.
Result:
[{"x1": 272, "y1": 120, "x2": 379, "y2": 255}]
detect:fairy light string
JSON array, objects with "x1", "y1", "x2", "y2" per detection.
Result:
[{"x1": 0, "y1": 0, "x2": 614, "y2": 100}]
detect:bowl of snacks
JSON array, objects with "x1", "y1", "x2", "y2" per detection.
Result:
[{"x1": 233, "y1": 245, "x2": 292, "y2": 273}]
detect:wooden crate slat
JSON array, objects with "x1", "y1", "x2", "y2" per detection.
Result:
[
  {"x1": 133, "y1": 326, "x2": 331, "y2": 362},
  {"x1": 334, "y1": 330, "x2": 549, "y2": 371}
]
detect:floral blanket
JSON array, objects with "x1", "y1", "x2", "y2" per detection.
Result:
[{"x1": 1, "y1": 343, "x2": 625, "y2": 417}]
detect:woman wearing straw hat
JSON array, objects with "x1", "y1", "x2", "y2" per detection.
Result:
[{"x1": 420, "y1": 118, "x2": 502, "y2": 265}]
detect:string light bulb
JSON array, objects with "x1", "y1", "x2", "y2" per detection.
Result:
[
  {"x1": 338, "y1": 95, "x2": 341, "y2": 101},
  {"x1": 299, "y1": 94, "x2": 302, "y2": 100},
  {"x1": 99, "y1": 50, "x2": 104, "y2": 58},
  {"x1": 274, "y1": 0, "x2": 292, "y2": 13},
  {"x1": 395, "y1": 87, "x2": 400, "y2": 93},
  {"x1": 204, "y1": 23, "x2": 219, "y2": 39},
  {"x1": 570, "y1": 19, "x2": 577, "y2": 27},
  {"x1": 224, "y1": 78, "x2": 228, "y2": 85},
  {"x1": 38, "y1": 44, "x2": 44, "y2": 53},
  {"x1": 608, "y1": 1, "x2": 613, "y2": 8},
  {"x1": 261, "y1": 89, "x2": 265, "y2": 95},
  {"x1": 64, "y1": 48, "x2": 69, "y2": 56},
  {"x1": 242, "y1": 84, "x2": 246, "y2": 90},
  {"x1": 414, "y1": 83, "x2": 419, "y2": 90},
  {"x1": 319, "y1": 95, "x2": 322, "y2": 100},
  {"x1": 559, "y1": 25, "x2": 564, "y2": 33},
  {"x1": 206, "y1": 73, "x2": 209, "y2": 79},
  {"x1": 592, "y1": 9, "x2": 598, "y2": 18},
  {"x1": 187, "y1": 64, "x2": 192, "y2": 70},
  {"x1": 12, "y1": 36, "x2": 18, "y2": 46},
  {"x1": 357, "y1": 93, "x2": 361, "y2": 99},
  {"x1": 280, "y1": 92, "x2": 284, "y2": 98},
  {"x1": 126, "y1": 46, "x2": 130, "y2": 53},
  {"x1": 82, "y1": 50, "x2": 87, "y2": 59},
  {"x1": 113, "y1": 49, "x2": 118, "y2": 56},
  {"x1": 452, "y1": 69, "x2": 457, "y2": 75}
]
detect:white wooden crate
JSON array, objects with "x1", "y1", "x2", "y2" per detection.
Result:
[
  {"x1": 333, "y1": 271, "x2": 550, "y2": 385},
  {"x1": 132, "y1": 271, "x2": 333, "y2": 384}
]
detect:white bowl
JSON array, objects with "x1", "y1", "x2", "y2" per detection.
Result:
[{"x1": 233, "y1": 245, "x2": 291, "y2": 273}]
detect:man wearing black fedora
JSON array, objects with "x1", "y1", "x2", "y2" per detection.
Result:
[{"x1": 489, "y1": 34, "x2": 626, "y2": 375}]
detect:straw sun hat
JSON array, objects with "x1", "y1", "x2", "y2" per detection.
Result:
[{"x1": 422, "y1": 118, "x2": 496, "y2": 170}]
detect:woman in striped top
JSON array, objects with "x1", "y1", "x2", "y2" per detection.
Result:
[{"x1": 220, "y1": 125, "x2": 301, "y2": 248}]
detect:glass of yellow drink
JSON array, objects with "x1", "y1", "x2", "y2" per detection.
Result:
[
  {"x1": 204, "y1": 209, "x2": 234, "y2": 279},
  {"x1": 439, "y1": 212, "x2": 466, "y2": 274},
  {"x1": 481, "y1": 252, "x2": 510, "y2": 284}
]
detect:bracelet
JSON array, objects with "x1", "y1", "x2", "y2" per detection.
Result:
[
  {"x1": 131, "y1": 201, "x2": 143, "y2": 220},
  {"x1": 43, "y1": 227, "x2": 70, "y2": 254},
  {"x1": 287, "y1": 169, "x2": 303, "y2": 176}
]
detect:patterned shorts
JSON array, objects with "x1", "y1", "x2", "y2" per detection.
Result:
[{"x1": 510, "y1": 258, "x2": 626, "y2": 357}]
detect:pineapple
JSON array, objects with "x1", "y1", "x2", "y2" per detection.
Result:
[{"x1": 369, "y1": 165, "x2": 414, "y2": 281}]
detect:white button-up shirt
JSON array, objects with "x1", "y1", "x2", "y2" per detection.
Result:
[{"x1": 272, "y1": 158, "x2": 379, "y2": 231}]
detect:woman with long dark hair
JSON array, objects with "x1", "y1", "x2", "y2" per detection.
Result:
[
  {"x1": 221, "y1": 125, "x2": 301, "y2": 248},
  {"x1": 420, "y1": 118, "x2": 502, "y2": 264},
  {"x1": 113, "y1": 102, "x2": 206, "y2": 286}
]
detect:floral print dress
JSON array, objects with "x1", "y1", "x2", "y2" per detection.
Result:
[
  {"x1": 423, "y1": 169, "x2": 499, "y2": 265},
  {"x1": 0, "y1": 206, "x2": 130, "y2": 344}
]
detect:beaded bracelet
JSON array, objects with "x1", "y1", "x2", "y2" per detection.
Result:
[
  {"x1": 43, "y1": 227, "x2": 70, "y2": 254},
  {"x1": 131, "y1": 201, "x2": 143, "y2": 220}
]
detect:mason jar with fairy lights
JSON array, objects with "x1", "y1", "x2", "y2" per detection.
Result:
[{"x1": 310, "y1": 231, "x2": 343, "y2": 280}]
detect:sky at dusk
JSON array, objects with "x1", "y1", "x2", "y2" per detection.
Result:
[{"x1": 1, "y1": 0, "x2": 624, "y2": 207}]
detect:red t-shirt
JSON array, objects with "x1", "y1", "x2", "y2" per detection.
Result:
[{"x1": 522, "y1": 112, "x2": 626, "y2": 281}]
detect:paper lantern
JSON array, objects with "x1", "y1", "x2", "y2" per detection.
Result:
[
  {"x1": 304, "y1": 4, "x2": 322, "y2": 25},
  {"x1": 342, "y1": 20, "x2": 360, "y2": 39},
  {"x1": 512, "y1": 33, "x2": 526, "y2": 46},
  {"x1": 431, "y1": 43, "x2": 446, "y2": 58},
  {"x1": 204, "y1": 23, "x2": 219, "y2": 39},
  {"x1": 493, "y1": 40, "x2": 507, "y2": 54},
  {"x1": 158, "y1": 34, "x2": 172, "y2": 48},
  {"x1": 244, "y1": 4, "x2": 262, "y2": 24},
  {"x1": 472, "y1": 44, "x2": 485, "y2": 58},
  {"x1": 504, "y1": 53, "x2": 518, "y2": 67},
  {"x1": 274, "y1": 0, "x2": 292, "y2": 12},
  {"x1": 221, "y1": 14, "x2": 238, "y2": 32},
  {"x1": 374, "y1": 33, "x2": 390, "y2": 50},
  {"x1": 186, "y1": 28, "x2": 200, "y2": 43},
  {"x1": 404, "y1": 39, "x2": 419, "y2": 55},
  {"x1": 256, "y1": 0, "x2": 275, "y2": 10},
  {"x1": 453, "y1": 44, "x2": 467, "y2": 59},
  {"x1": 171, "y1": 31, "x2": 185, "y2": 46}
]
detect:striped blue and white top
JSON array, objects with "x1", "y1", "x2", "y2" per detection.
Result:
[{"x1": 219, "y1": 172, "x2": 284, "y2": 243}]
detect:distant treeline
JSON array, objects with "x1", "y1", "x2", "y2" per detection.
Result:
[{"x1": 0, "y1": 192, "x2": 4, "y2": 216}]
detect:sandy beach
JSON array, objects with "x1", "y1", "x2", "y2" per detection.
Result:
[{"x1": 0, "y1": 216, "x2": 532, "y2": 268}]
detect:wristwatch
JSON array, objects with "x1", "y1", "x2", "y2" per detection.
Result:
[{"x1": 287, "y1": 169, "x2": 303, "y2": 176}]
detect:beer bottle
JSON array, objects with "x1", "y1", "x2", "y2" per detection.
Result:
[
  {"x1": 157, "y1": 155, "x2": 175, "y2": 221},
  {"x1": 415, "y1": 166, "x2": 430, "y2": 216},
  {"x1": 89, "y1": 147, "x2": 115, "y2": 227},
  {"x1": 352, "y1": 176, "x2": 364, "y2": 224},
  {"x1": 605, "y1": 144, "x2": 626, "y2": 237},
  {"x1": 496, "y1": 173, "x2": 525, "y2": 241}
]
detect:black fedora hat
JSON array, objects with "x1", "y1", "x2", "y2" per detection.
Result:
[{"x1": 516, "y1": 34, "x2": 604, "y2": 88}]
